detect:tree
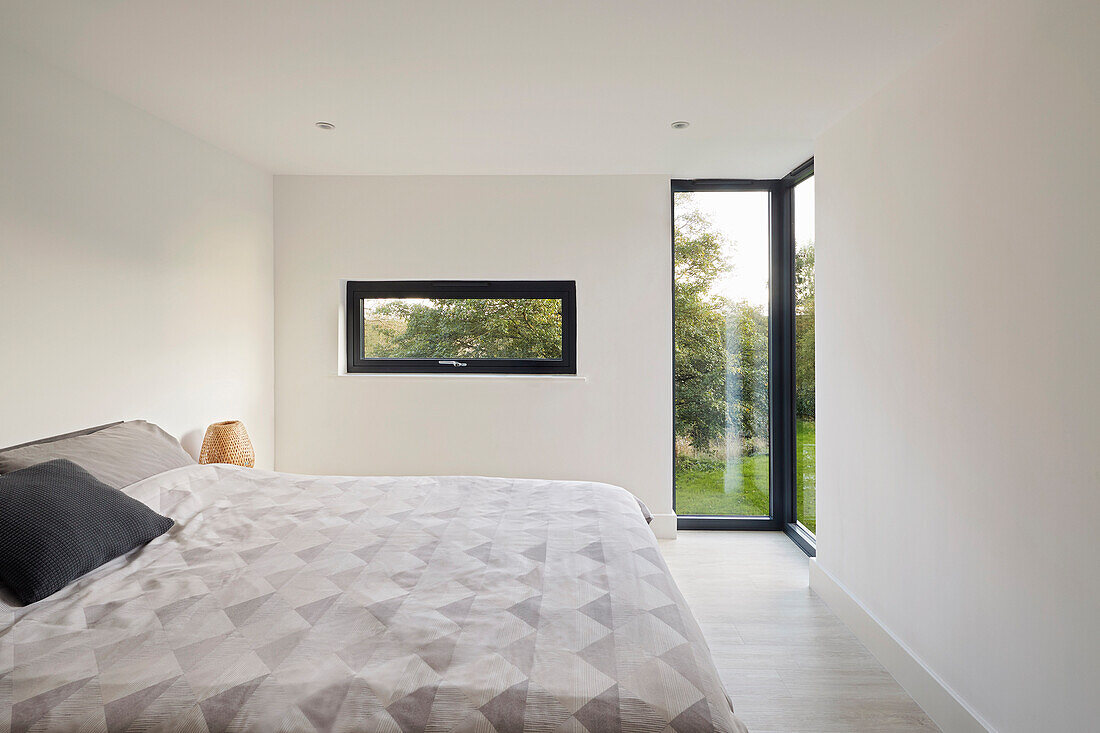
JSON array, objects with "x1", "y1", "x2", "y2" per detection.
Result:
[
  {"x1": 365, "y1": 298, "x2": 562, "y2": 359},
  {"x1": 725, "y1": 301, "x2": 769, "y2": 448},
  {"x1": 674, "y1": 197, "x2": 730, "y2": 450},
  {"x1": 794, "y1": 243, "x2": 815, "y2": 420},
  {"x1": 673, "y1": 195, "x2": 770, "y2": 455}
]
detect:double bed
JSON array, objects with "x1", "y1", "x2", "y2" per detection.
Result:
[{"x1": 0, "y1": 427, "x2": 746, "y2": 732}]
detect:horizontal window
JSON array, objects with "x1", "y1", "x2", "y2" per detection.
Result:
[{"x1": 345, "y1": 281, "x2": 576, "y2": 374}]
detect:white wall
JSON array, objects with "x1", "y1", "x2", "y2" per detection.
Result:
[
  {"x1": 813, "y1": 1, "x2": 1100, "y2": 730},
  {"x1": 0, "y1": 45, "x2": 275, "y2": 465},
  {"x1": 274, "y1": 175, "x2": 674, "y2": 533}
]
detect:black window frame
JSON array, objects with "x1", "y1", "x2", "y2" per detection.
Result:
[
  {"x1": 671, "y1": 158, "x2": 816, "y2": 556},
  {"x1": 345, "y1": 280, "x2": 577, "y2": 375}
]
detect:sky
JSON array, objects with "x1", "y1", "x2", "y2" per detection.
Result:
[{"x1": 683, "y1": 176, "x2": 815, "y2": 308}]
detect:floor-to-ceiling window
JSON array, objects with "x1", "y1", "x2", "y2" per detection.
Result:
[
  {"x1": 673, "y1": 188, "x2": 771, "y2": 519},
  {"x1": 793, "y1": 173, "x2": 816, "y2": 536},
  {"x1": 673, "y1": 159, "x2": 815, "y2": 553}
]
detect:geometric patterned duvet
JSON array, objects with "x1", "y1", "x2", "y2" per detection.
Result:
[{"x1": 0, "y1": 465, "x2": 747, "y2": 732}]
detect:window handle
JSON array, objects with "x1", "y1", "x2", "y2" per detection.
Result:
[{"x1": 438, "y1": 360, "x2": 467, "y2": 367}]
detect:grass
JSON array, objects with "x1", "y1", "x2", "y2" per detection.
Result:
[
  {"x1": 795, "y1": 420, "x2": 816, "y2": 534},
  {"x1": 674, "y1": 452, "x2": 770, "y2": 517},
  {"x1": 675, "y1": 420, "x2": 816, "y2": 534}
]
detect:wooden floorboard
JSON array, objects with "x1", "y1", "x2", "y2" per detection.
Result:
[{"x1": 660, "y1": 531, "x2": 939, "y2": 733}]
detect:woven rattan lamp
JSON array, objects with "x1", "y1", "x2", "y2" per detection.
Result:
[{"x1": 198, "y1": 420, "x2": 255, "y2": 467}]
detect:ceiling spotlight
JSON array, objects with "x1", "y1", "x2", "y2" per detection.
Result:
[
  {"x1": 671, "y1": 120, "x2": 690, "y2": 130},
  {"x1": 315, "y1": 121, "x2": 335, "y2": 130}
]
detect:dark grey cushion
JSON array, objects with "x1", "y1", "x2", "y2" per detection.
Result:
[
  {"x1": 0, "y1": 459, "x2": 174, "y2": 605},
  {"x1": 0, "y1": 420, "x2": 195, "y2": 488}
]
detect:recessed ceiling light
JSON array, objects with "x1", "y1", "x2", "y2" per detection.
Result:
[
  {"x1": 671, "y1": 120, "x2": 690, "y2": 130},
  {"x1": 315, "y1": 121, "x2": 335, "y2": 130}
]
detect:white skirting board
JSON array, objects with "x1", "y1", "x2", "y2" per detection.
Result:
[
  {"x1": 649, "y1": 513, "x2": 677, "y2": 539},
  {"x1": 809, "y1": 560, "x2": 995, "y2": 733}
]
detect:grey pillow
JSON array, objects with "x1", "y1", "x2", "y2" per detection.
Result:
[{"x1": 0, "y1": 421, "x2": 195, "y2": 488}]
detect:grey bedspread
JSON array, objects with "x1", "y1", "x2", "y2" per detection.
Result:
[{"x1": 0, "y1": 465, "x2": 746, "y2": 732}]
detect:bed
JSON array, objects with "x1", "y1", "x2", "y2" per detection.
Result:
[{"x1": 0, "y1": 458, "x2": 746, "y2": 731}]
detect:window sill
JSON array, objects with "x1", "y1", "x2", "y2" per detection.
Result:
[{"x1": 333, "y1": 372, "x2": 588, "y2": 381}]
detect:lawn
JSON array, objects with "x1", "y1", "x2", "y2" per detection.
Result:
[
  {"x1": 675, "y1": 420, "x2": 816, "y2": 534},
  {"x1": 794, "y1": 419, "x2": 816, "y2": 533}
]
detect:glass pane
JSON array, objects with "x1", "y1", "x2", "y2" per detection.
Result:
[
  {"x1": 794, "y1": 176, "x2": 816, "y2": 534},
  {"x1": 674, "y1": 191, "x2": 770, "y2": 517},
  {"x1": 362, "y1": 298, "x2": 563, "y2": 359}
]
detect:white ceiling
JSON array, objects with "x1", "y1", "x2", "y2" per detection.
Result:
[{"x1": 0, "y1": 1, "x2": 973, "y2": 177}]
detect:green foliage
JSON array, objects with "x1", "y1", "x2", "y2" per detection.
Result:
[
  {"x1": 725, "y1": 301, "x2": 769, "y2": 446},
  {"x1": 364, "y1": 298, "x2": 563, "y2": 359},
  {"x1": 673, "y1": 194, "x2": 769, "y2": 453},
  {"x1": 794, "y1": 243, "x2": 815, "y2": 420},
  {"x1": 673, "y1": 199, "x2": 730, "y2": 449},
  {"x1": 673, "y1": 292, "x2": 729, "y2": 449}
]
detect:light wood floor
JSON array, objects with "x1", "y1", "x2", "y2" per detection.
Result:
[{"x1": 660, "y1": 531, "x2": 939, "y2": 733}]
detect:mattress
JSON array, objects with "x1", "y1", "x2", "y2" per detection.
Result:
[{"x1": 0, "y1": 465, "x2": 746, "y2": 732}]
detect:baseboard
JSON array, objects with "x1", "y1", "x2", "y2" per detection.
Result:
[
  {"x1": 809, "y1": 560, "x2": 994, "y2": 733},
  {"x1": 649, "y1": 513, "x2": 677, "y2": 539}
]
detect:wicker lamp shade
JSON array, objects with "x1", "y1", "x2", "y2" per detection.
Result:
[{"x1": 198, "y1": 420, "x2": 255, "y2": 467}]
